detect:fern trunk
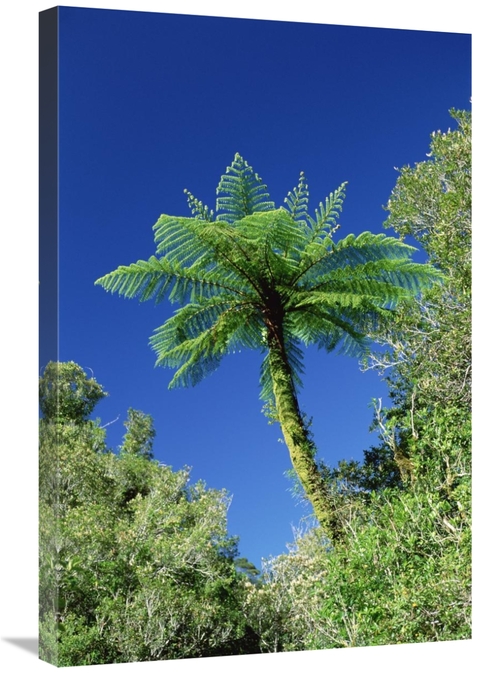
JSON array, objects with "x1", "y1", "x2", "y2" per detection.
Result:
[{"x1": 267, "y1": 327, "x2": 340, "y2": 542}]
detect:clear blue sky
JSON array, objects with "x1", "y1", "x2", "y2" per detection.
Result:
[{"x1": 46, "y1": 6, "x2": 471, "y2": 568}]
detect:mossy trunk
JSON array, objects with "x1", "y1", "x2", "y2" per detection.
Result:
[{"x1": 266, "y1": 328, "x2": 341, "y2": 542}]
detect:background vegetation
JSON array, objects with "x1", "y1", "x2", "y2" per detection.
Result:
[{"x1": 40, "y1": 109, "x2": 471, "y2": 665}]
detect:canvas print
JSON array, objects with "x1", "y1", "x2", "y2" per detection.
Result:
[{"x1": 39, "y1": 6, "x2": 471, "y2": 667}]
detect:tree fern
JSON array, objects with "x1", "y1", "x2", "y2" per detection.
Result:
[{"x1": 96, "y1": 153, "x2": 442, "y2": 541}]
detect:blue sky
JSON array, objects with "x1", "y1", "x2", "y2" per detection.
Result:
[{"x1": 44, "y1": 6, "x2": 471, "y2": 568}]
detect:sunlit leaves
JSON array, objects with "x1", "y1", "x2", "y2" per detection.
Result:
[
  {"x1": 39, "y1": 361, "x2": 107, "y2": 423},
  {"x1": 39, "y1": 365, "x2": 250, "y2": 664}
]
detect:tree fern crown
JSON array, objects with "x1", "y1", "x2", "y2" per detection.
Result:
[{"x1": 95, "y1": 153, "x2": 442, "y2": 399}]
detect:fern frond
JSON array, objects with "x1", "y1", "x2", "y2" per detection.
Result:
[
  {"x1": 288, "y1": 181, "x2": 347, "y2": 275},
  {"x1": 95, "y1": 256, "x2": 247, "y2": 305},
  {"x1": 296, "y1": 232, "x2": 419, "y2": 287},
  {"x1": 288, "y1": 305, "x2": 369, "y2": 356},
  {"x1": 309, "y1": 181, "x2": 347, "y2": 239},
  {"x1": 151, "y1": 300, "x2": 263, "y2": 388},
  {"x1": 284, "y1": 172, "x2": 309, "y2": 224},
  {"x1": 162, "y1": 329, "x2": 226, "y2": 389},
  {"x1": 236, "y1": 209, "x2": 309, "y2": 281},
  {"x1": 300, "y1": 259, "x2": 443, "y2": 302},
  {"x1": 184, "y1": 189, "x2": 215, "y2": 222},
  {"x1": 152, "y1": 215, "x2": 257, "y2": 293},
  {"x1": 153, "y1": 215, "x2": 214, "y2": 268},
  {"x1": 216, "y1": 153, "x2": 275, "y2": 223}
]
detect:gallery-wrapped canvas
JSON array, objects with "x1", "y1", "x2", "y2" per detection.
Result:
[{"x1": 39, "y1": 5, "x2": 471, "y2": 668}]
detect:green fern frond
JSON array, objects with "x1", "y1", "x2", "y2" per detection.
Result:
[
  {"x1": 95, "y1": 256, "x2": 246, "y2": 305},
  {"x1": 293, "y1": 285, "x2": 411, "y2": 328},
  {"x1": 301, "y1": 259, "x2": 442, "y2": 299},
  {"x1": 216, "y1": 153, "x2": 275, "y2": 223},
  {"x1": 236, "y1": 209, "x2": 309, "y2": 279},
  {"x1": 165, "y1": 333, "x2": 226, "y2": 389},
  {"x1": 284, "y1": 172, "x2": 309, "y2": 224},
  {"x1": 184, "y1": 189, "x2": 215, "y2": 222},
  {"x1": 153, "y1": 215, "x2": 214, "y2": 268},
  {"x1": 287, "y1": 181, "x2": 347, "y2": 273},
  {"x1": 152, "y1": 215, "x2": 257, "y2": 292},
  {"x1": 95, "y1": 256, "x2": 180, "y2": 303},
  {"x1": 310, "y1": 181, "x2": 347, "y2": 237},
  {"x1": 166, "y1": 297, "x2": 241, "y2": 341},
  {"x1": 289, "y1": 305, "x2": 369, "y2": 355},
  {"x1": 151, "y1": 300, "x2": 263, "y2": 388},
  {"x1": 296, "y1": 232, "x2": 418, "y2": 287},
  {"x1": 335, "y1": 231, "x2": 414, "y2": 255}
]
